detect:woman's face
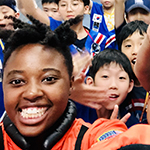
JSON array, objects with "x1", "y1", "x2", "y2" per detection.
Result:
[{"x1": 3, "y1": 44, "x2": 72, "y2": 137}]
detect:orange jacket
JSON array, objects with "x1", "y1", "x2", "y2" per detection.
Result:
[
  {"x1": 89, "y1": 124, "x2": 150, "y2": 150},
  {"x1": 1, "y1": 118, "x2": 127, "y2": 150}
]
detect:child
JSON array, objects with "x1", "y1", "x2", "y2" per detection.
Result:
[
  {"x1": 117, "y1": 20, "x2": 148, "y2": 127},
  {"x1": 0, "y1": 0, "x2": 20, "y2": 117},
  {"x1": 115, "y1": 0, "x2": 150, "y2": 44},
  {"x1": 42, "y1": 0, "x2": 62, "y2": 21},
  {"x1": 0, "y1": 15, "x2": 128, "y2": 150},
  {"x1": 86, "y1": 49, "x2": 134, "y2": 120},
  {"x1": 89, "y1": 0, "x2": 116, "y2": 49},
  {"x1": 17, "y1": 0, "x2": 108, "y2": 53}
]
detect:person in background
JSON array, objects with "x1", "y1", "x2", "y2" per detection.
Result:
[
  {"x1": 89, "y1": 0, "x2": 116, "y2": 49},
  {"x1": 0, "y1": 0, "x2": 19, "y2": 117},
  {"x1": 115, "y1": 0, "x2": 150, "y2": 44},
  {"x1": 42, "y1": 0, "x2": 62, "y2": 21},
  {"x1": 86, "y1": 49, "x2": 133, "y2": 122},
  {"x1": 117, "y1": 20, "x2": 148, "y2": 128}
]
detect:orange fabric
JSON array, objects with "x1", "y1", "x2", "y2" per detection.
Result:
[
  {"x1": 1, "y1": 118, "x2": 127, "y2": 150},
  {"x1": 89, "y1": 124, "x2": 150, "y2": 150}
]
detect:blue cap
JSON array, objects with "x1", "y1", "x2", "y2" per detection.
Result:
[
  {"x1": 125, "y1": 0, "x2": 150, "y2": 13},
  {"x1": 0, "y1": 0, "x2": 17, "y2": 12}
]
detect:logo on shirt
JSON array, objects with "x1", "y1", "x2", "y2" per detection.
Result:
[{"x1": 97, "y1": 130, "x2": 123, "y2": 141}]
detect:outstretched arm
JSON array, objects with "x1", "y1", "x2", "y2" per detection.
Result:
[
  {"x1": 16, "y1": 0, "x2": 50, "y2": 25},
  {"x1": 115, "y1": 0, "x2": 125, "y2": 28},
  {"x1": 134, "y1": 25, "x2": 150, "y2": 92}
]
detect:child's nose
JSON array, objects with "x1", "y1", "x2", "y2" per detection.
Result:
[
  {"x1": 67, "y1": 3, "x2": 73, "y2": 11},
  {"x1": 109, "y1": 79, "x2": 118, "y2": 90}
]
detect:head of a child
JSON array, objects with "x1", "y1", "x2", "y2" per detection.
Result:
[
  {"x1": 1, "y1": 16, "x2": 77, "y2": 137},
  {"x1": 55, "y1": 0, "x2": 89, "y2": 21},
  {"x1": 86, "y1": 49, "x2": 134, "y2": 110},
  {"x1": 100, "y1": 0, "x2": 115, "y2": 10},
  {"x1": 0, "y1": 0, "x2": 19, "y2": 30},
  {"x1": 118, "y1": 20, "x2": 148, "y2": 85},
  {"x1": 125, "y1": 0, "x2": 150, "y2": 24},
  {"x1": 42, "y1": 0, "x2": 62, "y2": 21}
]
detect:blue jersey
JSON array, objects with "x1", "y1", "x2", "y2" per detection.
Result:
[
  {"x1": 119, "y1": 86, "x2": 147, "y2": 128},
  {"x1": 0, "y1": 39, "x2": 5, "y2": 117},
  {"x1": 90, "y1": 1, "x2": 117, "y2": 49},
  {"x1": 49, "y1": 17, "x2": 62, "y2": 31}
]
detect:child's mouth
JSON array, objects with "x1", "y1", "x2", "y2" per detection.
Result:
[{"x1": 131, "y1": 59, "x2": 136, "y2": 64}]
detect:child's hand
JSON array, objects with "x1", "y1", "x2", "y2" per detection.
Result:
[{"x1": 110, "y1": 105, "x2": 131, "y2": 124}]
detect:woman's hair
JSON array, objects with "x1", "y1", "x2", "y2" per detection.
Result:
[
  {"x1": 118, "y1": 20, "x2": 148, "y2": 50},
  {"x1": 89, "y1": 49, "x2": 135, "y2": 81},
  {"x1": 0, "y1": 15, "x2": 82, "y2": 78}
]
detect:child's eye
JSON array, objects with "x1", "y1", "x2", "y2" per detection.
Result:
[
  {"x1": 42, "y1": 76, "x2": 58, "y2": 83},
  {"x1": 73, "y1": 2, "x2": 78, "y2": 5},
  {"x1": 119, "y1": 77, "x2": 126, "y2": 80},
  {"x1": 60, "y1": 4, "x2": 66, "y2": 7},
  {"x1": 125, "y1": 44, "x2": 131, "y2": 48},
  {"x1": 10, "y1": 79, "x2": 25, "y2": 86},
  {"x1": 102, "y1": 75, "x2": 108, "y2": 78}
]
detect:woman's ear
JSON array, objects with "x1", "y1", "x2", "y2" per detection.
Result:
[
  {"x1": 86, "y1": 76, "x2": 94, "y2": 85},
  {"x1": 84, "y1": 5, "x2": 89, "y2": 14}
]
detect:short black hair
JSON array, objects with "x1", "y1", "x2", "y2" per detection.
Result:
[
  {"x1": 0, "y1": 15, "x2": 82, "y2": 78},
  {"x1": 89, "y1": 49, "x2": 134, "y2": 81},
  {"x1": 118, "y1": 20, "x2": 148, "y2": 50},
  {"x1": 42, "y1": 0, "x2": 57, "y2": 5}
]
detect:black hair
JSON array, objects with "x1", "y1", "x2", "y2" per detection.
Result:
[
  {"x1": 88, "y1": 49, "x2": 134, "y2": 81},
  {"x1": 55, "y1": 0, "x2": 90, "y2": 6},
  {"x1": 42, "y1": 0, "x2": 57, "y2": 5},
  {"x1": 0, "y1": 0, "x2": 17, "y2": 12},
  {"x1": 118, "y1": 20, "x2": 148, "y2": 50},
  {"x1": 0, "y1": 15, "x2": 82, "y2": 78}
]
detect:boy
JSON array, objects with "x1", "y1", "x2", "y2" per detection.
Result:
[
  {"x1": 0, "y1": 15, "x2": 128, "y2": 150},
  {"x1": 117, "y1": 20, "x2": 148, "y2": 127},
  {"x1": 86, "y1": 49, "x2": 133, "y2": 120},
  {"x1": 89, "y1": 0, "x2": 116, "y2": 49},
  {"x1": 0, "y1": 0, "x2": 19, "y2": 117},
  {"x1": 115, "y1": 0, "x2": 150, "y2": 43},
  {"x1": 42, "y1": 0, "x2": 62, "y2": 21}
]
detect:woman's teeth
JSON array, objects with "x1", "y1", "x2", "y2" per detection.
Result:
[{"x1": 20, "y1": 107, "x2": 46, "y2": 119}]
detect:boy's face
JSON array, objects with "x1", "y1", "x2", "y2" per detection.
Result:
[
  {"x1": 100, "y1": 0, "x2": 115, "y2": 9},
  {"x1": 58, "y1": 0, "x2": 89, "y2": 21},
  {"x1": 87, "y1": 62, "x2": 133, "y2": 110},
  {"x1": 121, "y1": 31, "x2": 146, "y2": 73},
  {"x1": 42, "y1": 2, "x2": 62, "y2": 21},
  {"x1": 3, "y1": 44, "x2": 72, "y2": 137},
  {"x1": 127, "y1": 8, "x2": 150, "y2": 24},
  {"x1": 0, "y1": 5, "x2": 19, "y2": 30}
]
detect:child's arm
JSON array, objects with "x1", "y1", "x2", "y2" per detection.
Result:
[
  {"x1": 135, "y1": 25, "x2": 150, "y2": 92},
  {"x1": 115, "y1": 0, "x2": 125, "y2": 28},
  {"x1": 16, "y1": 0, "x2": 50, "y2": 25}
]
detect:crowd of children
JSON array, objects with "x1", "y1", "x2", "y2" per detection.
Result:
[{"x1": 1, "y1": 0, "x2": 150, "y2": 149}]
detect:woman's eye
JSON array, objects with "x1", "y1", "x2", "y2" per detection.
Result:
[
  {"x1": 42, "y1": 77, "x2": 58, "y2": 83},
  {"x1": 10, "y1": 79, "x2": 24, "y2": 85},
  {"x1": 60, "y1": 4, "x2": 66, "y2": 7}
]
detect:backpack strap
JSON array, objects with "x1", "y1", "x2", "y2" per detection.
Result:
[
  {"x1": 75, "y1": 125, "x2": 88, "y2": 150},
  {"x1": 0, "y1": 126, "x2": 4, "y2": 150}
]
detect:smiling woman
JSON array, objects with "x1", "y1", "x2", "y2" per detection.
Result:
[{"x1": 0, "y1": 15, "x2": 130, "y2": 150}]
